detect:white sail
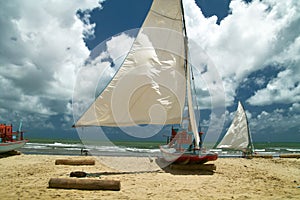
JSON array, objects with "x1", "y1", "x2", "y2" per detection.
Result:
[
  {"x1": 216, "y1": 101, "x2": 252, "y2": 152},
  {"x1": 75, "y1": 0, "x2": 187, "y2": 127},
  {"x1": 186, "y1": 64, "x2": 200, "y2": 148}
]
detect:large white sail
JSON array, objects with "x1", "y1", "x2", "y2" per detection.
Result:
[
  {"x1": 75, "y1": 0, "x2": 187, "y2": 127},
  {"x1": 216, "y1": 101, "x2": 252, "y2": 152}
]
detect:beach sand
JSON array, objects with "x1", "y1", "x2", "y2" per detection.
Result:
[{"x1": 0, "y1": 154, "x2": 299, "y2": 200}]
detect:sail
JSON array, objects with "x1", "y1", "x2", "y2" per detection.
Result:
[
  {"x1": 186, "y1": 64, "x2": 200, "y2": 148},
  {"x1": 216, "y1": 102, "x2": 251, "y2": 151},
  {"x1": 75, "y1": 0, "x2": 187, "y2": 127}
]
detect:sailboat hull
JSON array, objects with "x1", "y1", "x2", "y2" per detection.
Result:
[
  {"x1": 0, "y1": 140, "x2": 28, "y2": 153},
  {"x1": 159, "y1": 145, "x2": 218, "y2": 164}
]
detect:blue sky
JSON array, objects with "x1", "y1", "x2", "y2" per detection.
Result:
[{"x1": 0, "y1": 0, "x2": 299, "y2": 143}]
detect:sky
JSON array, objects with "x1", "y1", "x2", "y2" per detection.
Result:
[{"x1": 0, "y1": 0, "x2": 299, "y2": 143}]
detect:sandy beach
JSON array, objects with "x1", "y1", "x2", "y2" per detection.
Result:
[{"x1": 0, "y1": 154, "x2": 299, "y2": 200}]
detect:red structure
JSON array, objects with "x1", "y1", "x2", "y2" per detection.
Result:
[{"x1": 0, "y1": 124, "x2": 24, "y2": 143}]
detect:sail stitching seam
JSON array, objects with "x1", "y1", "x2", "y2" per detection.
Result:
[{"x1": 150, "y1": 10, "x2": 181, "y2": 21}]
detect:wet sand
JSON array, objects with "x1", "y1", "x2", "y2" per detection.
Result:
[{"x1": 0, "y1": 154, "x2": 299, "y2": 199}]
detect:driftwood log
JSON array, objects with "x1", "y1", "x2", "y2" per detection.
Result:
[
  {"x1": 48, "y1": 178, "x2": 120, "y2": 191},
  {"x1": 55, "y1": 159, "x2": 95, "y2": 165},
  {"x1": 279, "y1": 154, "x2": 300, "y2": 159},
  {"x1": 169, "y1": 164, "x2": 216, "y2": 171}
]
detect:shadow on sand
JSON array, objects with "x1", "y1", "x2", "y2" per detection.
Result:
[
  {"x1": 68, "y1": 157, "x2": 216, "y2": 178},
  {"x1": 0, "y1": 150, "x2": 21, "y2": 159},
  {"x1": 155, "y1": 158, "x2": 215, "y2": 175}
]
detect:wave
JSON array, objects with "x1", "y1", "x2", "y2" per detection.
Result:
[
  {"x1": 22, "y1": 142, "x2": 160, "y2": 156},
  {"x1": 286, "y1": 148, "x2": 300, "y2": 152},
  {"x1": 125, "y1": 147, "x2": 160, "y2": 153}
]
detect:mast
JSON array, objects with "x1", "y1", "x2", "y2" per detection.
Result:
[{"x1": 180, "y1": 0, "x2": 200, "y2": 148}]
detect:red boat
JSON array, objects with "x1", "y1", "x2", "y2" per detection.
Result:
[
  {"x1": 0, "y1": 122, "x2": 28, "y2": 153},
  {"x1": 160, "y1": 128, "x2": 218, "y2": 164}
]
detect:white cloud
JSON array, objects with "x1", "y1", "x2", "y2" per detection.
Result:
[
  {"x1": 289, "y1": 103, "x2": 300, "y2": 113},
  {"x1": 247, "y1": 67, "x2": 300, "y2": 105},
  {"x1": 106, "y1": 33, "x2": 135, "y2": 61},
  {"x1": 0, "y1": 0, "x2": 103, "y2": 128},
  {"x1": 248, "y1": 34, "x2": 300, "y2": 105},
  {"x1": 183, "y1": 0, "x2": 300, "y2": 107},
  {"x1": 250, "y1": 108, "x2": 300, "y2": 135}
]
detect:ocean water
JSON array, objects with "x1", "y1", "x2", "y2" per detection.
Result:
[
  {"x1": 20, "y1": 141, "x2": 161, "y2": 157},
  {"x1": 19, "y1": 140, "x2": 300, "y2": 158}
]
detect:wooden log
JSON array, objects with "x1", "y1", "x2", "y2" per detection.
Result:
[
  {"x1": 48, "y1": 178, "x2": 120, "y2": 191},
  {"x1": 170, "y1": 164, "x2": 216, "y2": 171},
  {"x1": 279, "y1": 154, "x2": 300, "y2": 159},
  {"x1": 55, "y1": 159, "x2": 95, "y2": 165}
]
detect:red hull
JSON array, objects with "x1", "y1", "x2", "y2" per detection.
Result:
[
  {"x1": 175, "y1": 153, "x2": 218, "y2": 164},
  {"x1": 160, "y1": 145, "x2": 218, "y2": 164}
]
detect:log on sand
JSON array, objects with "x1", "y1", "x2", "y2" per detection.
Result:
[
  {"x1": 279, "y1": 154, "x2": 300, "y2": 159},
  {"x1": 169, "y1": 164, "x2": 216, "y2": 171},
  {"x1": 55, "y1": 159, "x2": 95, "y2": 165},
  {"x1": 48, "y1": 178, "x2": 120, "y2": 191}
]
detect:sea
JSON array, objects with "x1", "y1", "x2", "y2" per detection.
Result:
[{"x1": 19, "y1": 139, "x2": 300, "y2": 158}]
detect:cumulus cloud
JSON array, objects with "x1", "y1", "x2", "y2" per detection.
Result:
[
  {"x1": 289, "y1": 103, "x2": 300, "y2": 113},
  {"x1": 248, "y1": 67, "x2": 300, "y2": 105},
  {"x1": 250, "y1": 108, "x2": 300, "y2": 139},
  {"x1": 184, "y1": 0, "x2": 300, "y2": 107},
  {"x1": 0, "y1": 0, "x2": 103, "y2": 128}
]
